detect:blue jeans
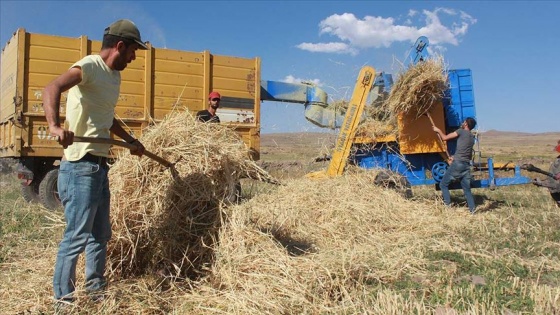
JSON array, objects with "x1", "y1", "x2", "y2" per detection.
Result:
[
  {"x1": 440, "y1": 160, "x2": 476, "y2": 212},
  {"x1": 53, "y1": 160, "x2": 111, "y2": 301}
]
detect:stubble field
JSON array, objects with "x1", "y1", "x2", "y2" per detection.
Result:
[{"x1": 1, "y1": 130, "x2": 560, "y2": 314}]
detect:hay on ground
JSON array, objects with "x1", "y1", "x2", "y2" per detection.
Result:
[{"x1": 2, "y1": 169, "x2": 560, "y2": 314}]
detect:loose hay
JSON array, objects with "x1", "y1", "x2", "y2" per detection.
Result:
[
  {"x1": 384, "y1": 56, "x2": 448, "y2": 119},
  {"x1": 355, "y1": 57, "x2": 448, "y2": 140},
  {"x1": 183, "y1": 172, "x2": 464, "y2": 314},
  {"x1": 107, "y1": 111, "x2": 274, "y2": 280},
  {"x1": 3, "y1": 168, "x2": 560, "y2": 313}
]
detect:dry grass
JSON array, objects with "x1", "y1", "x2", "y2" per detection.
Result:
[
  {"x1": 2, "y1": 167, "x2": 560, "y2": 313},
  {"x1": 356, "y1": 57, "x2": 448, "y2": 139},
  {"x1": 107, "y1": 111, "x2": 273, "y2": 280},
  {"x1": 384, "y1": 56, "x2": 448, "y2": 118},
  {"x1": 1, "y1": 125, "x2": 560, "y2": 313}
]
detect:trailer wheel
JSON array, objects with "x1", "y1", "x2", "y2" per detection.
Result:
[
  {"x1": 21, "y1": 179, "x2": 40, "y2": 203},
  {"x1": 39, "y1": 169, "x2": 62, "y2": 211},
  {"x1": 374, "y1": 170, "x2": 413, "y2": 199}
]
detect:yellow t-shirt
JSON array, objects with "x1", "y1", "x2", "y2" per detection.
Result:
[{"x1": 63, "y1": 55, "x2": 120, "y2": 161}]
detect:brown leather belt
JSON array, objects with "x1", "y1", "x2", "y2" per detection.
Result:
[{"x1": 80, "y1": 153, "x2": 108, "y2": 165}]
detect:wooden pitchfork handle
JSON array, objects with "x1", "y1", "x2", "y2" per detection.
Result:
[
  {"x1": 73, "y1": 136, "x2": 174, "y2": 168},
  {"x1": 425, "y1": 113, "x2": 451, "y2": 162}
]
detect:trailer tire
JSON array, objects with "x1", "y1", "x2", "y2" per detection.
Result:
[
  {"x1": 39, "y1": 169, "x2": 62, "y2": 211},
  {"x1": 374, "y1": 171, "x2": 413, "y2": 199},
  {"x1": 21, "y1": 180, "x2": 40, "y2": 203}
]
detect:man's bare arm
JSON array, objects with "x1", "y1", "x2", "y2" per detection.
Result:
[
  {"x1": 432, "y1": 126, "x2": 458, "y2": 142},
  {"x1": 110, "y1": 119, "x2": 145, "y2": 156},
  {"x1": 43, "y1": 67, "x2": 82, "y2": 148}
]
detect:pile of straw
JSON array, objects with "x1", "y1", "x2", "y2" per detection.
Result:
[
  {"x1": 107, "y1": 111, "x2": 273, "y2": 280},
  {"x1": 357, "y1": 57, "x2": 448, "y2": 139},
  {"x1": 384, "y1": 57, "x2": 448, "y2": 119},
  {"x1": 184, "y1": 171, "x2": 456, "y2": 313}
]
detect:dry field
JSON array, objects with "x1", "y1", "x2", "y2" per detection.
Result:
[
  {"x1": 259, "y1": 130, "x2": 560, "y2": 178},
  {"x1": 1, "y1": 130, "x2": 560, "y2": 314}
]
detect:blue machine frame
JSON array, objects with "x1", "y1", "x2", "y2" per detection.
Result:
[{"x1": 352, "y1": 69, "x2": 532, "y2": 190}]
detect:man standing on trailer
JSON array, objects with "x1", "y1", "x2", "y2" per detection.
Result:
[
  {"x1": 196, "y1": 91, "x2": 222, "y2": 123},
  {"x1": 42, "y1": 19, "x2": 148, "y2": 308},
  {"x1": 433, "y1": 117, "x2": 477, "y2": 213}
]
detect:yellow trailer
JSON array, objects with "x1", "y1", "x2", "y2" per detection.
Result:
[{"x1": 1, "y1": 28, "x2": 263, "y2": 208}]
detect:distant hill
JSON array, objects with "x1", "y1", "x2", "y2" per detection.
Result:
[{"x1": 479, "y1": 130, "x2": 560, "y2": 137}]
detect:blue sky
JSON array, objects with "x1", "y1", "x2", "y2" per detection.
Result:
[{"x1": 1, "y1": 1, "x2": 558, "y2": 134}]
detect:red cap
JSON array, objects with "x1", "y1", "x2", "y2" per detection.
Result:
[{"x1": 208, "y1": 91, "x2": 221, "y2": 100}]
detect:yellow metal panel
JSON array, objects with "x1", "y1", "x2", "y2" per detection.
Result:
[
  {"x1": 152, "y1": 72, "x2": 204, "y2": 88},
  {"x1": 28, "y1": 45, "x2": 81, "y2": 64},
  {"x1": 398, "y1": 101, "x2": 447, "y2": 155},
  {"x1": 0, "y1": 122, "x2": 17, "y2": 155},
  {"x1": 28, "y1": 59, "x2": 74, "y2": 76},
  {"x1": 27, "y1": 116, "x2": 60, "y2": 152},
  {"x1": 212, "y1": 55, "x2": 258, "y2": 99},
  {"x1": 1, "y1": 29, "x2": 19, "y2": 123},
  {"x1": 152, "y1": 49, "x2": 206, "y2": 115},
  {"x1": 121, "y1": 67, "x2": 147, "y2": 82},
  {"x1": 212, "y1": 66, "x2": 258, "y2": 80},
  {"x1": 91, "y1": 41, "x2": 101, "y2": 54},
  {"x1": 30, "y1": 33, "x2": 82, "y2": 50},
  {"x1": 353, "y1": 134, "x2": 398, "y2": 144},
  {"x1": 213, "y1": 55, "x2": 256, "y2": 68},
  {"x1": 211, "y1": 78, "x2": 258, "y2": 94},
  {"x1": 154, "y1": 48, "x2": 204, "y2": 63},
  {"x1": 144, "y1": 46, "x2": 153, "y2": 124},
  {"x1": 13, "y1": 29, "x2": 26, "y2": 156},
  {"x1": 153, "y1": 58, "x2": 204, "y2": 75}
]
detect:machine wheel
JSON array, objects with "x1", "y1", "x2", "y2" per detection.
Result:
[
  {"x1": 39, "y1": 169, "x2": 62, "y2": 211},
  {"x1": 374, "y1": 170, "x2": 413, "y2": 199},
  {"x1": 431, "y1": 162, "x2": 448, "y2": 183}
]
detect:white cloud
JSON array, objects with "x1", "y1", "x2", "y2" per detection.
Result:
[
  {"x1": 282, "y1": 75, "x2": 323, "y2": 87},
  {"x1": 297, "y1": 7, "x2": 476, "y2": 54},
  {"x1": 296, "y1": 42, "x2": 358, "y2": 55}
]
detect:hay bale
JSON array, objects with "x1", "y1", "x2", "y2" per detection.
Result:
[{"x1": 107, "y1": 111, "x2": 273, "y2": 280}]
